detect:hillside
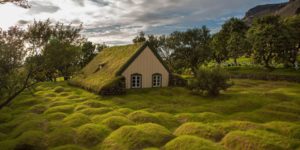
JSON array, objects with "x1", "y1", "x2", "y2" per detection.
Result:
[
  {"x1": 0, "y1": 79, "x2": 300, "y2": 149},
  {"x1": 244, "y1": 0, "x2": 300, "y2": 23}
]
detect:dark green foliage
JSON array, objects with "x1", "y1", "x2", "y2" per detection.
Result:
[{"x1": 188, "y1": 67, "x2": 232, "y2": 96}]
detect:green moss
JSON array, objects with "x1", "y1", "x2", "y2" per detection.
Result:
[
  {"x1": 221, "y1": 130, "x2": 299, "y2": 150},
  {"x1": 92, "y1": 111, "x2": 125, "y2": 123},
  {"x1": 10, "y1": 118, "x2": 47, "y2": 138},
  {"x1": 174, "y1": 122, "x2": 223, "y2": 142},
  {"x1": 175, "y1": 112, "x2": 224, "y2": 123},
  {"x1": 0, "y1": 112, "x2": 12, "y2": 123},
  {"x1": 44, "y1": 105, "x2": 74, "y2": 114},
  {"x1": 63, "y1": 113, "x2": 91, "y2": 127},
  {"x1": 0, "y1": 132, "x2": 7, "y2": 141},
  {"x1": 54, "y1": 86, "x2": 65, "y2": 93},
  {"x1": 15, "y1": 130, "x2": 47, "y2": 150},
  {"x1": 264, "y1": 121, "x2": 300, "y2": 139},
  {"x1": 0, "y1": 140, "x2": 16, "y2": 150},
  {"x1": 51, "y1": 144, "x2": 86, "y2": 150},
  {"x1": 101, "y1": 116, "x2": 135, "y2": 130},
  {"x1": 29, "y1": 104, "x2": 48, "y2": 114},
  {"x1": 115, "y1": 108, "x2": 134, "y2": 115},
  {"x1": 48, "y1": 127, "x2": 76, "y2": 147},
  {"x1": 164, "y1": 135, "x2": 225, "y2": 150},
  {"x1": 101, "y1": 123, "x2": 173, "y2": 150},
  {"x1": 76, "y1": 123, "x2": 110, "y2": 147},
  {"x1": 81, "y1": 100, "x2": 107, "y2": 108},
  {"x1": 127, "y1": 110, "x2": 161, "y2": 124},
  {"x1": 213, "y1": 121, "x2": 265, "y2": 135},
  {"x1": 153, "y1": 112, "x2": 179, "y2": 129},
  {"x1": 79, "y1": 107, "x2": 113, "y2": 116},
  {"x1": 46, "y1": 112, "x2": 68, "y2": 121}
]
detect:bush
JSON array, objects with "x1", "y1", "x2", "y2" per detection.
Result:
[
  {"x1": 101, "y1": 123, "x2": 173, "y2": 150},
  {"x1": 76, "y1": 123, "x2": 111, "y2": 147},
  {"x1": 63, "y1": 113, "x2": 91, "y2": 127},
  {"x1": 48, "y1": 127, "x2": 77, "y2": 147},
  {"x1": 15, "y1": 130, "x2": 47, "y2": 150},
  {"x1": 221, "y1": 130, "x2": 298, "y2": 150},
  {"x1": 164, "y1": 135, "x2": 225, "y2": 150},
  {"x1": 188, "y1": 67, "x2": 232, "y2": 96},
  {"x1": 101, "y1": 116, "x2": 135, "y2": 130},
  {"x1": 127, "y1": 110, "x2": 161, "y2": 124},
  {"x1": 174, "y1": 122, "x2": 223, "y2": 141}
]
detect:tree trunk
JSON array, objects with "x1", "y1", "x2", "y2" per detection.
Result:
[
  {"x1": 234, "y1": 58, "x2": 238, "y2": 66},
  {"x1": 0, "y1": 86, "x2": 27, "y2": 109},
  {"x1": 64, "y1": 76, "x2": 69, "y2": 81}
]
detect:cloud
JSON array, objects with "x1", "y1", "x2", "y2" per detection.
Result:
[{"x1": 0, "y1": 0, "x2": 288, "y2": 45}]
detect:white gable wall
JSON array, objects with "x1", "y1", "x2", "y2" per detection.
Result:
[{"x1": 121, "y1": 46, "x2": 169, "y2": 89}]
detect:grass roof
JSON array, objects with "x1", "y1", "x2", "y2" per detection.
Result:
[{"x1": 70, "y1": 42, "x2": 145, "y2": 93}]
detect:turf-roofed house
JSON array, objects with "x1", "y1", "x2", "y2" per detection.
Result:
[{"x1": 70, "y1": 42, "x2": 170, "y2": 95}]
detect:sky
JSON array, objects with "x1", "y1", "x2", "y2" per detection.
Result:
[{"x1": 0, "y1": 0, "x2": 288, "y2": 45}]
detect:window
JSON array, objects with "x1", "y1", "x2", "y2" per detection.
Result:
[
  {"x1": 152, "y1": 74, "x2": 162, "y2": 87},
  {"x1": 131, "y1": 74, "x2": 142, "y2": 88}
]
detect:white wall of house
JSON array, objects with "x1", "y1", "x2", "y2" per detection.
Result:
[{"x1": 122, "y1": 46, "x2": 169, "y2": 89}]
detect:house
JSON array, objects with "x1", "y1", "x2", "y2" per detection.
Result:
[{"x1": 70, "y1": 42, "x2": 170, "y2": 95}]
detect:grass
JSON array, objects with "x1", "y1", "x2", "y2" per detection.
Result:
[{"x1": 0, "y1": 79, "x2": 300, "y2": 149}]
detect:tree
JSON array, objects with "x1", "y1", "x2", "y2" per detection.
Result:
[
  {"x1": 247, "y1": 16, "x2": 291, "y2": 69},
  {"x1": 170, "y1": 26, "x2": 212, "y2": 75},
  {"x1": 211, "y1": 32, "x2": 229, "y2": 64},
  {"x1": 80, "y1": 41, "x2": 96, "y2": 67},
  {"x1": 133, "y1": 31, "x2": 146, "y2": 43},
  {"x1": 43, "y1": 38, "x2": 81, "y2": 81}
]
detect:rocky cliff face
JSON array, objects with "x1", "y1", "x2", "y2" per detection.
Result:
[{"x1": 244, "y1": 0, "x2": 300, "y2": 23}]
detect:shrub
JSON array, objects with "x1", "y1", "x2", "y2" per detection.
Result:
[
  {"x1": 221, "y1": 130, "x2": 298, "y2": 150},
  {"x1": 164, "y1": 135, "x2": 225, "y2": 150},
  {"x1": 63, "y1": 113, "x2": 91, "y2": 127},
  {"x1": 127, "y1": 110, "x2": 161, "y2": 124},
  {"x1": 46, "y1": 112, "x2": 68, "y2": 121},
  {"x1": 51, "y1": 144, "x2": 86, "y2": 150},
  {"x1": 44, "y1": 105, "x2": 74, "y2": 114},
  {"x1": 187, "y1": 67, "x2": 232, "y2": 96},
  {"x1": 174, "y1": 122, "x2": 223, "y2": 141},
  {"x1": 48, "y1": 127, "x2": 76, "y2": 147},
  {"x1": 101, "y1": 123, "x2": 173, "y2": 150},
  {"x1": 15, "y1": 130, "x2": 47, "y2": 150},
  {"x1": 76, "y1": 123, "x2": 111, "y2": 147},
  {"x1": 101, "y1": 116, "x2": 135, "y2": 130}
]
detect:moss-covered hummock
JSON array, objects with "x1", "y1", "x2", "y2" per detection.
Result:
[{"x1": 76, "y1": 124, "x2": 110, "y2": 147}]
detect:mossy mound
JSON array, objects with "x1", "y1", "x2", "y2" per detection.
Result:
[
  {"x1": 101, "y1": 116, "x2": 135, "y2": 130},
  {"x1": 54, "y1": 86, "x2": 65, "y2": 93},
  {"x1": 127, "y1": 110, "x2": 161, "y2": 124},
  {"x1": 101, "y1": 123, "x2": 173, "y2": 150},
  {"x1": 15, "y1": 130, "x2": 47, "y2": 150},
  {"x1": 10, "y1": 118, "x2": 47, "y2": 138},
  {"x1": 46, "y1": 112, "x2": 68, "y2": 121},
  {"x1": 175, "y1": 112, "x2": 223, "y2": 123},
  {"x1": 79, "y1": 107, "x2": 113, "y2": 116},
  {"x1": 63, "y1": 113, "x2": 91, "y2": 127},
  {"x1": 153, "y1": 112, "x2": 179, "y2": 129},
  {"x1": 44, "y1": 105, "x2": 74, "y2": 114},
  {"x1": 48, "y1": 127, "x2": 77, "y2": 147},
  {"x1": 29, "y1": 104, "x2": 48, "y2": 114},
  {"x1": 76, "y1": 123, "x2": 111, "y2": 147},
  {"x1": 92, "y1": 111, "x2": 125, "y2": 123},
  {"x1": 51, "y1": 144, "x2": 86, "y2": 150},
  {"x1": 221, "y1": 130, "x2": 299, "y2": 150},
  {"x1": 115, "y1": 108, "x2": 134, "y2": 115},
  {"x1": 213, "y1": 121, "x2": 265, "y2": 135},
  {"x1": 174, "y1": 122, "x2": 223, "y2": 142},
  {"x1": 0, "y1": 112, "x2": 12, "y2": 123},
  {"x1": 264, "y1": 121, "x2": 300, "y2": 139},
  {"x1": 0, "y1": 132, "x2": 6, "y2": 141},
  {"x1": 0, "y1": 139, "x2": 16, "y2": 150},
  {"x1": 81, "y1": 100, "x2": 107, "y2": 108},
  {"x1": 49, "y1": 101, "x2": 72, "y2": 107},
  {"x1": 164, "y1": 135, "x2": 225, "y2": 150}
]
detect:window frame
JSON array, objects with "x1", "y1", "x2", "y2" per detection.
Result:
[
  {"x1": 152, "y1": 73, "x2": 162, "y2": 88},
  {"x1": 131, "y1": 73, "x2": 142, "y2": 89}
]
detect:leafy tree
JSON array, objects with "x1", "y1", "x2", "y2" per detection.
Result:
[
  {"x1": 227, "y1": 32, "x2": 249, "y2": 65},
  {"x1": 188, "y1": 67, "x2": 232, "y2": 96},
  {"x1": 133, "y1": 31, "x2": 146, "y2": 43},
  {"x1": 43, "y1": 38, "x2": 81, "y2": 81},
  {"x1": 247, "y1": 16, "x2": 291, "y2": 69},
  {"x1": 170, "y1": 26, "x2": 212, "y2": 75},
  {"x1": 80, "y1": 41, "x2": 96, "y2": 67},
  {"x1": 96, "y1": 43, "x2": 108, "y2": 53},
  {"x1": 211, "y1": 33, "x2": 229, "y2": 64}
]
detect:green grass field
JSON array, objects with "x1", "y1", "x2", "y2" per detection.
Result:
[{"x1": 1, "y1": 79, "x2": 300, "y2": 150}]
